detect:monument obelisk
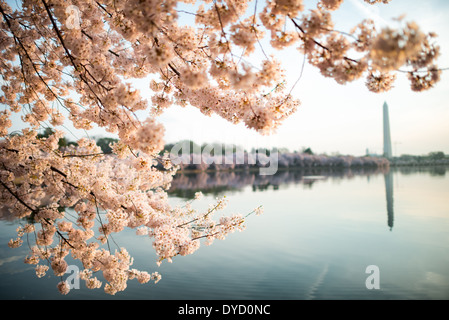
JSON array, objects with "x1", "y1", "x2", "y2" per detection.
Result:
[
  {"x1": 383, "y1": 101, "x2": 394, "y2": 230},
  {"x1": 383, "y1": 101, "x2": 393, "y2": 158}
]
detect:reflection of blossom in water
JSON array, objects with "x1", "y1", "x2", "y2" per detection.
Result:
[{"x1": 168, "y1": 166, "x2": 391, "y2": 198}]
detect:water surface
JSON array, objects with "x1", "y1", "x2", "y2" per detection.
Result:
[{"x1": 1, "y1": 166, "x2": 448, "y2": 300}]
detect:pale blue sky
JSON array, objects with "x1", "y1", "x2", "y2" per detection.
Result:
[{"x1": 6, "y1": 0, "x2": 449, "y2": 156}]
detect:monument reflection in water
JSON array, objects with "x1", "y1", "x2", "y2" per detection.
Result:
[{"x1": 384, "y1": 171, "x2": 394, "y2": 231}]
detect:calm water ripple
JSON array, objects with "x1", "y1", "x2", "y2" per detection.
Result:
[{"x1": 1, "y1": 166, "x2": 448, "y2": 300}]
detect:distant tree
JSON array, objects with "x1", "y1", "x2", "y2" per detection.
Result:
[
  {"x1": 37, "y1": 128, "x2": 73, "y2": 149},
  {"x1": 428, "y1": 151, "x2": 445, "y2": 160},
  {"x1": 276, "y1": 147, "x2": 290, "y2": 154},
  {"x1": 303, "y1": 147, "x2": 314, "y2": 155},
  {"x1": 96, "y1": 137, "x2": 119, "y2": 154},
  {"x1": 36, "y1": 127, "x2": 54, "y2": 139}
]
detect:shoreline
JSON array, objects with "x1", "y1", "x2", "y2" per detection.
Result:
[
  {"x1": 170, "y1": 158, "x2": 449, "y2": 175},
  {"x1": 172, "y1": 161, "x2": 449, "y2": 175}
]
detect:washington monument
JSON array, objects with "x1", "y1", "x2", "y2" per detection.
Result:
[
  {"x1": 383, "y1": 101, "x2": 393, "y2": 159},
  {"x1": 383, "y1": 101, "x2": 394, "y2": 230}
]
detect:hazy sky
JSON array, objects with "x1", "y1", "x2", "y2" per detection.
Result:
[{"x1": 7, "y1": 0, "x2": 449, "y2": 156}]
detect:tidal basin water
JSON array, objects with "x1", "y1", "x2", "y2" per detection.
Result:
[{"x1": 1, "y1": 166, "x2": 448, "y2": 300}]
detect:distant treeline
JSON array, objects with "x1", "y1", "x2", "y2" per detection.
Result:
[
  {"x1": 160, "y1": 140, "x2": 449, "y2": 172},
  {"x1": 389, "y1": 152, "x2": 449, "y2": 167},
  {"x1": 35, "y1": 131, "x2": 448, "y2": 170},
  {"x1": 158, "y1": 140, "x2": 390, "y2": 172},
  {"x1": 167, "y1": 151, "x2": 390, "y2": 172}
]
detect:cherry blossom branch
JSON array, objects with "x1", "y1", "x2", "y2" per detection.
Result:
[
  {"x1": 93, "y1": 194, "x2": 111, "y2": 253},
  {"x1": 176, "y1": 200, "x2": 224, "y2": 228},
  {"x1": 0, "y1": 179, "x2": 75, "y2": 249},
  {"x1": 0, "y1": 4, "x2": 68, "y2": 114},
  {"x1": 61, "y1": 152, "x2": 105, "y2": 158},
  {"x1": 0, "y1": 179, "x2": 36, "y2": 213},
  {"x1": 95, "y1": 1, "x2": 113, "y2": 18},
  {"x1": 41, "y1": 0, "x2": 112, "y2": 108},
  {"x1": 212, "y1": 0, "x2": 236, "y2": 66}
]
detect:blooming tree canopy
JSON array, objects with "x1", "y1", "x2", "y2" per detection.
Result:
[{"x1": 0, "y1": 0, "x2": 443, "y2": 295}]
